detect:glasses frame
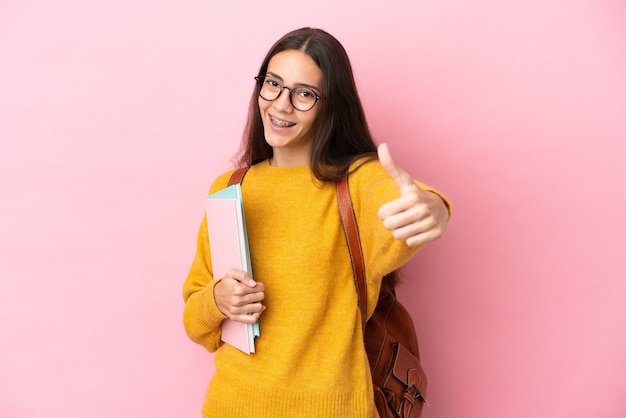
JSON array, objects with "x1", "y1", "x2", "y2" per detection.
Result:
[{"x1": 254, "y1": 75, "x2": 324, "y2": 112}]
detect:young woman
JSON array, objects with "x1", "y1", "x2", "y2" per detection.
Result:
[{"x1": 183, "y1": 27, "x2": 450, "y2": 418}]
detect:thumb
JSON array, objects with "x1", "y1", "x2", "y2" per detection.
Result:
[{"x1": 378, "y1": 143, "x2": 415, "y2": 194}]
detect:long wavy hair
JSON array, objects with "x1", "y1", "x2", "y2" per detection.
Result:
[{"x1": 235, "y1": 27, "x2": 378, "y2": 182}]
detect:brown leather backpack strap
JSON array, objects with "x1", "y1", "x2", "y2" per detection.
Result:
[
  {"x1": 228, "y1": 167, "x2": 250, "y2": 186},
  {"x1": 337, "y1": 175, "x2": 368, "y2": 328}
]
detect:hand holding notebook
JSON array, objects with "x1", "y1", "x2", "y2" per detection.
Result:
[{"x1": 213, "y1": 268, "x2": 265, "y2": 324}]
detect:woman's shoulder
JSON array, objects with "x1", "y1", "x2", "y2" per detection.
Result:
[
  {"x1": 208, "y1": 169, "x2": 240, "y2": 194},
  {"x1": 207, "y1": 160, "x2": 272, "y2": 194},
  {"x1": 348, "y1": 157, "x2": 387, "y2": 183}
]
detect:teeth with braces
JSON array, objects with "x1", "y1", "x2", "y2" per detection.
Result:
[{"x1": 270, "y1": 115, "x2": 295, "y2": 127}]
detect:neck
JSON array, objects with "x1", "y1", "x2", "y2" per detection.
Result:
[{"x1": 270, "y1": 148, "x2": 310, "y2": 167}]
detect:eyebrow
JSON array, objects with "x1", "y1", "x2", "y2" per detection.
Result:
[{"x1": 266, "y1": 71, "x2": 321, "y2": 92}]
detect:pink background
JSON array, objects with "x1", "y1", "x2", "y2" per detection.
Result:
[{"x1": 1, "y1": 1, "x2": 625, "y2": 417}]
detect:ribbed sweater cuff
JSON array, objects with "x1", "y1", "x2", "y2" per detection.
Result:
[{"x1": 199, "y1": 278, "x2": 227, "y2": 329}]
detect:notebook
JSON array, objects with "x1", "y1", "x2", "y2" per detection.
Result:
[{"x1": 205, "y1": 184, "x2": 259, "y2": 354}]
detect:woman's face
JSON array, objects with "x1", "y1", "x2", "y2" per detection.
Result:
[{"x1": 259, "y1": 49, "x2": 323, "y2": 167}]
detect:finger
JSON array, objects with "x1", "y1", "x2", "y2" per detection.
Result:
[
  {"x1": 224, "y1": 268, "x2": 257, "y2": 287},
  {"x1": 231, "y1": 287, "x2": 265, "y2": 306},
  {"x1": 378, "y1": 188, "x2": 425, "y2": 219},
  {"x1": 381, "y1": 200, "x2": 429, "y2": 230},
  {"x1": 405, "y1": 228, "x2": 443, "y2": 247},
  {"x1": 377, "y1": 143, "x2": 416, "y2": 194},
  {"x1": 230, "y1": 299, "x2": 265, "y2": 314},
  {"x1": 232, "y1": 306, "x2": 266, "y2": 324},
  {"x1": 389, "y1": 213, "x2": 437, "y2": 240},
  {"x1": 379, "y1": 181, "x2": 431, "y2": 223},
  {"x1": 228, "y1": 296, "x2": 266, "y2": 322}
]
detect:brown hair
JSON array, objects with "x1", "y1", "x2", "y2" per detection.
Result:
[{"x1": 235, "y1": 27, "x2": 377, "y2": 182}]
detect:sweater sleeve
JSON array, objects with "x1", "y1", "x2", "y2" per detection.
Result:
[{"x1": 182, "y1": 171, "x2": 234, "y2": 352}]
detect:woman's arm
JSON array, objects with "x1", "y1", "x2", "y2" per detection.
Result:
[{"x1": 182, "y1": 216, "x2": 228, "y2": 352}]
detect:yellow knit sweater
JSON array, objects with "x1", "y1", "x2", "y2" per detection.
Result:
[{"x1": 183, "y1": 159, "x2": 444, "y2": 418}]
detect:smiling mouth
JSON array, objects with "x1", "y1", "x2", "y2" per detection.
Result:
[{"x1": 269, "y1": 114, "x2": 296, "y2": 128}]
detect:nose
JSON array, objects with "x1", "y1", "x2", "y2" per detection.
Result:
[{"x1": 272, "y1": 87, "x2": 294, "y2": 112}]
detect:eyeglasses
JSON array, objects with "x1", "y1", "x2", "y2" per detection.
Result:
[{"x1": 255, "y1": 75, "x2": 324, "y2": 112}]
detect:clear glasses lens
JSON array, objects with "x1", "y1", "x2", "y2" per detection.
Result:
[{"x1": 258, "y1": 76, "x2": 318, "y2": 111}]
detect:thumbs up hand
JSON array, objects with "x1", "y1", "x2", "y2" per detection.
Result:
[{"x1": 377, "y1": 143, "x2": 449, "y2": 247}]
